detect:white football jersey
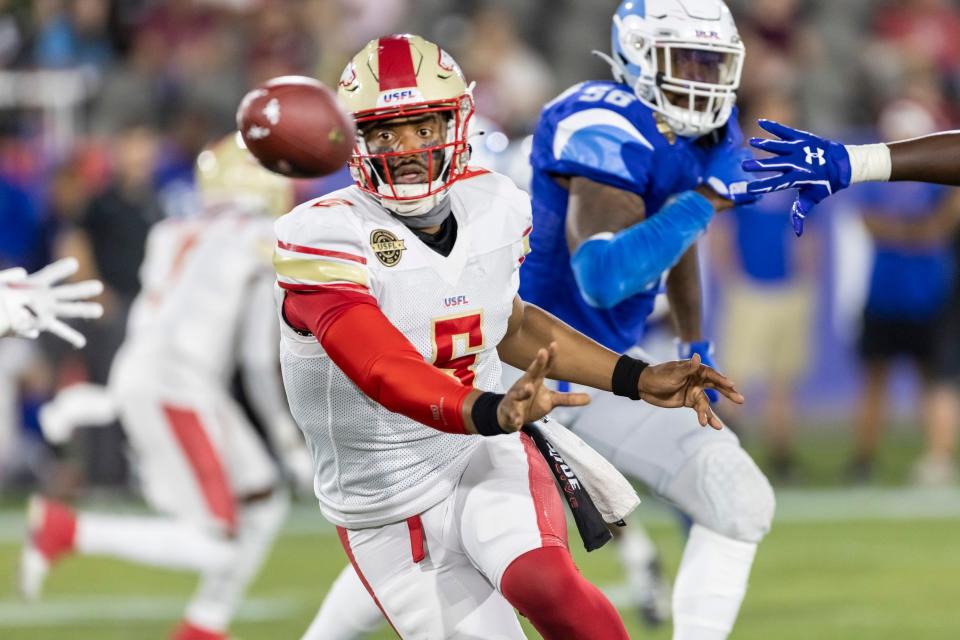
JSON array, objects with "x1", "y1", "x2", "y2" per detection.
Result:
[
  {"x1": 120, "y1": 212, "x2": 275, "y2": 380},
  {"x1": 274, "y1": 169, "x2": 532, "y2": 528}
]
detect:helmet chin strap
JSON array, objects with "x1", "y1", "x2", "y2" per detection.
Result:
[{"x1": 388, "y1": 192, "x2": 451, "y2": 229}]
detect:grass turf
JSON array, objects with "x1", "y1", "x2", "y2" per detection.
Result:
[{"x1": 1, "y1": 511, "x2": 959, "y2": 639}]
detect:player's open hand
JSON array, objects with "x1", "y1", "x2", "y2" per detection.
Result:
[
  {"x1": 637, "y1": 354, "x2": 744, "y2": 429},
  {"x1": 0, "y1": 258, "x2": 103, "y2": 348},
  {"x1": 497, "y1": 342, "x2": 591, "y2": 432}
]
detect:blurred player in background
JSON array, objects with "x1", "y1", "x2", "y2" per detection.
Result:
[
  {"x1": 275, "y1": 34, "x2": 741, "y2": 640},
  {"x1": 710, "y1": 90, "x2": 818, "y2": 482},
  {"x1": 744, "y1": 88, "x2": 960, "y2": 485},
  {"x1": 517, "y1": 1, "x2": 774, "y2": 637},
  {"x1": 848, "y1": 101, "x2": 960, "y2": 486},
  {"x1": 19, "y1": 135, "x2": 311, "y2": 640}
]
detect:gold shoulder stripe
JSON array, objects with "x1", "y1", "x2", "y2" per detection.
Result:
[
  {"x1": 273, "y1": 252, "x2": 369, "y2": 286},
  {"x1": 521, "y1": 235, "x2": 531, "y2": 255}
]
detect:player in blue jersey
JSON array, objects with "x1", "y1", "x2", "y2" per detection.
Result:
[{"x1": 517, "y1": 1, "x2": 775, "y2": 638}]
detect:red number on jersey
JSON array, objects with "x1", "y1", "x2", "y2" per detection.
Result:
[{"x1": 431, "y1": 312, "x2": 484, "y2": 386}]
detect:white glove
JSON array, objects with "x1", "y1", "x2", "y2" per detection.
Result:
[{"x1": 0, "y1": 258, "x2": 104, "y2": 348}]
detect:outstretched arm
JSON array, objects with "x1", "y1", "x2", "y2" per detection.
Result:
[
  {"x1": 498, "y1": 296, "x2": 619, "y2": 391},
  {"x1": 887, "y1": 132, "x2": 960, "y2": 185},
  {"x1": 283, "y1": 288, "x2": 590, "y2": 436},
  {"x1": 563, "y1": 176, "x2": 728, "y2": 309},
  {"x1": 743, "y1": 120, "x2": 960, "y2": 235},
  {"x1": 497, "y1": 296, "x2": 743, "y2": 428}
]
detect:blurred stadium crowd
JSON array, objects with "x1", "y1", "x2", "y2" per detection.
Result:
[{"x1": 2, "y1": 0, "x2": 960, "y2": 498}]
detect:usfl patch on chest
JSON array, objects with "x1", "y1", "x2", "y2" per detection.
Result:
[{"x1": 370, "y1": 228, "x2": 406, "y2": 267}]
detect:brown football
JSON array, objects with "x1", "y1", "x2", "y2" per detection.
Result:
[{"x1": 236, "y1": 76, "x2": 355, "y2": 178}]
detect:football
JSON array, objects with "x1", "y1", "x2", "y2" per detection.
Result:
[{"x1": 236, "y1": 76, "x2": 355, "y2": 178}]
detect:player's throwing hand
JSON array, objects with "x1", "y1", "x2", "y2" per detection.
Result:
[
  {"x1": 638, "y1": 353, "x2": 744, "y2": 429},
  {"x1": 497, "y1": 342, "x2": 591, "y2": 432}
]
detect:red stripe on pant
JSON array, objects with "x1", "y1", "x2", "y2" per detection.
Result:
[
  {"x1": 520, "y1": 432, "x2": 568, "y2": 549},
  {"x1": 336, "y1": 527, "x2": 399, "y2": 636},
  {"x1": 406, "y1": 515, "x2": 425, "y2": 563},
  {"x1": 162, "y1": 405, "x2": 237, "y2": 532}
]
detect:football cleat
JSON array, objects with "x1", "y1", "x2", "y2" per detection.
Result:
[{"x1": 19, "y1": 495, "x2": 77, "y2": 601}]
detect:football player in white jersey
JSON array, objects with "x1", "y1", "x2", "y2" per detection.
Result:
[
  {"x1": 19, "y1": 136, "x2": 310, "y2": 640},
  {"x1": 275, "y1": 34, "x2": 743, "y2": 640}
]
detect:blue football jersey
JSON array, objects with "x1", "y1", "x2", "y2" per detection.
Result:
[{"x1": 521, "y1": 80, "x2": 739, "y2": 352}]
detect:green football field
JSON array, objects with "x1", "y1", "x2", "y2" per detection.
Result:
[{"x1": 2, "y1": 486, "x2": 959, "y2": 640}]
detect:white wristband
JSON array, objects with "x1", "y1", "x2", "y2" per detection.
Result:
[{"x1": 845, "y1": 143, "x2": 892, "y2": 184}]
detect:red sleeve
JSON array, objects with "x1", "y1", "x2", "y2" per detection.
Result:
[{"x1": 283, "y1": 288, "x2": 472, "y2": 435}]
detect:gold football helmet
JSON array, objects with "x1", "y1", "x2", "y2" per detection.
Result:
[
  {"x1": 338, "y1": 34, "x2": 475, "y2": 216},
  {"x1": 195, "y1": 133, "x2": 294, "y2": 218}
]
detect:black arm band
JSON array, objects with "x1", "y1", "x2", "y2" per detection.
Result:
[
  {"x1": 612, "y1": 355, "x2": 649, "y2": 400},
  {"x1": 471, "y1": 392, "x2": 506, "y2": 436}
]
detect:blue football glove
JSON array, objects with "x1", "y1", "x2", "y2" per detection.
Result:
[
  {"x1": 741, "y1": 119, "x2": 851, "y2": 236},
  {"x1": 677, "y1": 340, "x2": 719, "y2": 403}
]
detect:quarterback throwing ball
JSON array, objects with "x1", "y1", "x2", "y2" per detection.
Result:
[{"x1": 275, "y1": 34, "x2": 742, "y2": 639}]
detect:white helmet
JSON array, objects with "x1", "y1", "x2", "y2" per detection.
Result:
[{"x1": 605, "y1": 0, "x2": 745, "y2": 137}]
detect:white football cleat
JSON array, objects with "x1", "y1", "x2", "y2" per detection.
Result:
[{"x1": 19, "y1": 495, "x2": 77, "y2": 601}]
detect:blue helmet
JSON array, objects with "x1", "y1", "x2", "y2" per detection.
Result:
[{"x1": 607, "y1": 0, "x2": 744, "y2": 137}]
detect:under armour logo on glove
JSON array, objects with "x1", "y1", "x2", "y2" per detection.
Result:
[
  {"x1": 740, "y1": 120, "x2": 852, "y2": 236},
  {"x1": 803, "y1": 146, "x2": 825, "y2": 166}
]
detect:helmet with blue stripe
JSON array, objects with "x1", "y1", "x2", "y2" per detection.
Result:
[{"x1": 606, "y1": 0, "x2": 744, "y2": 137}]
